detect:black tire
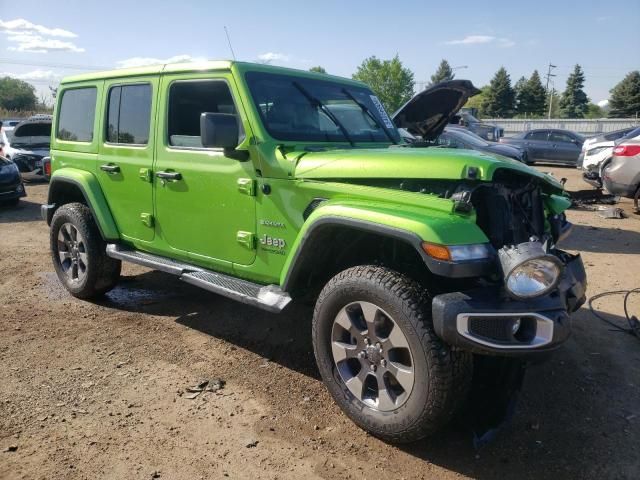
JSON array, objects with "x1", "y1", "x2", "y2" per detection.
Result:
[
  {"x1": 312, "y1": 265, "x2": 472, "y2": 443},
  {"x1": 50, "y1": 202, "x2": 121, "y2": 299}
]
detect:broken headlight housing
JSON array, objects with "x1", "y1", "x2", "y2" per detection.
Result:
[{"x1": 498, "y1": 241, "x2": 563, "y2": 299}]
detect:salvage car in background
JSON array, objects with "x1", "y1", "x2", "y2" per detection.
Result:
[
  {"x1": 11, "y1": 116, "x2": 52, "y2": 181},
  {"x1": 453, "y1": 107, "x2": 504, "y2": 141},
  {"x1": 437, "y1": 126, "x2": 527, "y2": 162},
  {"x1": 0, "y1": 155, "x2": 26, "y2": 205},
  {"x1": 499, "y1": 129, "x2": 584, "y2": 165},
  {"x1": 602, "y1": 139, "x2": 640, "y2": 212},
  {"x1": 581, "y1": 127, "x2": 640, "y2": 188}
]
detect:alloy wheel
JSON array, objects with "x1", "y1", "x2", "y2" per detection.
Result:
[
  {"x1": 331, "y1": 301, "x2": 415, "y2": 412},
  {"x1": 57, "y1": 222, "x2": 88, "y2": 284}
]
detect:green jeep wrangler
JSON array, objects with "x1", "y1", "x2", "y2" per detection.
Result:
[{"x1": 43, "y1": 61, "x2": 587, "y2": 443}]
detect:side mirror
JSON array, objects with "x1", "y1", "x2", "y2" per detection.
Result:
[{"x1": 200, "y1": 112, "x2": 239, "y2": 149}]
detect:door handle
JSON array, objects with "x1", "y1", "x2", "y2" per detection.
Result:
[
  {"x1": 100, "y1": 164, "x2": 120, "y2": 174},
  {"x1": 156, "y1": 171, "x2": 182, "y2": 181}
]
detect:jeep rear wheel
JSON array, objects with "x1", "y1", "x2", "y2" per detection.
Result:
[
  {"x1": 50, "y1": 203, "x2": 121, "y2": 299},
  {"x1": 312, "y1": 265, "x2": 472, "y2": 443}
]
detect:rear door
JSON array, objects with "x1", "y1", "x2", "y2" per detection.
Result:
[
  {"x1": 97, "y1": 78, "x2": 157, "y2": 243},
  {"x1": 548, "y1": 131, "x2": 581, "y2": 163}
]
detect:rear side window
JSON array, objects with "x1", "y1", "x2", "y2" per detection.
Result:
[
  {"x1": 526, "y1": 131, "x2": 549, "y2": 141},
  {"x1": 57, "y1": 87, "x2": 97, "y2": 142},
  {"x1": 168, "y1": 80, "x2": 236, "y2": 148},
  {"x1": 549, "y1": 131, "x2": 574, "y2": 143},
  {"x1": 106, "y1": 84, "x2": 152, "y2": 145}
]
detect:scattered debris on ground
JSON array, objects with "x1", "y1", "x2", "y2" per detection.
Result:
[
  {"x1": 183, "y1": 378, "x2": 225, "y2": 399},
  {"x1": 597, "y1": 206, "x2": 627, "y2": 219},
  {"x1": 569, "y1": 189, "x2": 619, "y2": 209}
]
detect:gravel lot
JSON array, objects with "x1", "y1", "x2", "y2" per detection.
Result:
[{"x1": 1, "y1": 166, "x2": 639, "y2": 480}]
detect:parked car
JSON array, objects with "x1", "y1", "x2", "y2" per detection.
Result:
[
  {"x1": 43, "y1": 62, "x2": 586, "y2": 443},
  {"x1": 0, "y1": 155, "x2": 26, "y2": 205},
  {"x1": 453, "y1": 108, "x2": 504, "y2": 141},
  {"x1": 499, "y1": 129, "x2": 584, "y2": 165},
  {"x1": 10, "y1": 117, "x2": 52, "y2": 181},
  {"x1": 602, "y1": 139, "x2": 640, "y2": 212},
  {"x1": 0, "y1": 128, "x2": 19, "y2": 160},
  {"x1": 438, "y1": 127, "x2": 527, "y2": 162},
  {"x1": 582, "y1": 127, "x2": 640, "y2": 188},
  {"x1": 578, "y1": 127, "x2": 639, "y2": 170}
]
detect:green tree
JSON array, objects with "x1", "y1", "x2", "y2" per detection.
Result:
[
  {"x1": 482, "y1": 67, "x2": 515, "y2": 118},
  {"x1": 429, "y1": 59, "x2": 454, "y2": 86},
  {"x1": 309, "y1": 66, "x2": 327, "y2": 74},
  {"x1": 0, "y1": 76, "x2": 37, "y2": 110},
  {"x1": 585, "y1": 103, "x2": 604, "y2": 119},
  {"x1": 525, "y1": 70, "x2": 547, "y2": 116},
  {"x1": 608, "y1": 71, "x2": 640, "y2": 118},
  {"x1": 559, "y1": 64, "x2": 589, "y2": 118},
  {"x1": 352, "y1": 55, "x2": 414, "y2": 113},
  {"x1": 464, "y1": 86, "x2": 489, "y2": 117},
  {"x1": 514, "y1": 76, "x2": 528, "y2": 115}
]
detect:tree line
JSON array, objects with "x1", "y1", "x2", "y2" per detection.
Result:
[
  {"x1": 312, "y1": 58, "x2": 640, "y2": 120},
  {"x1": 1, "y1": 59, "x2": 638, "y2": 119}
]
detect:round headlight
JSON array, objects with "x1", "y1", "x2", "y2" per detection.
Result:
[{"x1": 505, "y1": 257, "x2": 561, "y2": 299}]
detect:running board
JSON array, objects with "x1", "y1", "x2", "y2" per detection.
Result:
[{"x1": 106, "y1": 244, "x2": 291, "y2": 313}]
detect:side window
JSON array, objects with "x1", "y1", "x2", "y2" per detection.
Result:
[
  {"x1": 168, "y1": 80, "x2": 237, "y2": 148},
  {"x1": 526, "y1": 131, "x2": 549, "y2": 141},
  {"x1": 549, "y1": 131, "x2": 574, "y2": 143},
  {"x1": 106, "y1": 84, "x2": 152, "y2": 144},
  {"x1": 57, "y1": 87, "x2": 97, "y2": 142}
]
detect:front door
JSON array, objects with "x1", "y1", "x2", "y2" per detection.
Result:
[
  {"x1": 524, "y1": 130, "x2": 550, "y2": 162},
  {"x1": 97, "y1": 79, "x2": 157, "y2": 243},
  {"x1": 153, "y1": 74, "x2": 257, "y2": 268},
  {"x1": 548, "y1": 131, "x2": 581, "y2": 163}
]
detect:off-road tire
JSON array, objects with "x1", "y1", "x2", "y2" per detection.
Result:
[
  {"x1": 312, "y1": 265, "x2": 472, "y2": 443},
  {"x1": 50, "y1": 202, "x2": 121, "y2": 299}
]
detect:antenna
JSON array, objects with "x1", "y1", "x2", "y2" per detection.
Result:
[{"x1": 224, "y1": 26, "x2": 236, "y2": 60}]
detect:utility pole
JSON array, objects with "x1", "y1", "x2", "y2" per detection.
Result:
[{"x1": 544, "y1": 63, "x2": 557, "y2": 119}]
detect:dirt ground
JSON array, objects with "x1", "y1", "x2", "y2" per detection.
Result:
[{"x1": 1, "y1": 165, "x2": 639, "y2": 480}]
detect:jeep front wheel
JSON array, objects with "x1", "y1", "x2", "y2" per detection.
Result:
[
  {"x1": 50, "y1": 203, "x2": 121, "y2": 299},
  {"x1": 312, "y1": 265, "x2": 472, "y2": 443}
]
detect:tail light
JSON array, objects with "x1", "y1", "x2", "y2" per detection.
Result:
[
  {"x1": 612, "y1": 145, "x2": 640, "y2": 157},
  {"x1": 44, "y1": 158, "x2": 51, "y2": 177}
]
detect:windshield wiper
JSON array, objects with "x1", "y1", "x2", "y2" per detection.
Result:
[
  {"x1": 292, "y1": 81, "x2": 354, "y2": 146},
  {"x1": 341, "y1": 88, "x2": 397, "y2": 145}
]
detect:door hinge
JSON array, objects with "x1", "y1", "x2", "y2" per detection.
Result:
[
  {"x1": 140, "y1": 213, "x2": 154, "y2": 227},
  {"x1": 139, "y1": 168, "x2": 152, "y2": 182},
  {"x1": 237, "y1": 178, "x2": 256, "y2": 196},
  {"x1": 236, "y1": 231, "x2": 255, "y2": 250}
]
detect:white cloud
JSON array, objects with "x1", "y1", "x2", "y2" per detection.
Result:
[
  {"x1": 597, "y1": 99, "x2": 609, "y2": 108},
  {"x1": 444, "y1": 34, "x2": 515, "y2": 47},
  {"x1": 257, "y1": 52, "x2": 290, "y2": 63},
  {"x1": 1, "y1": 18, "x2": 83, "y2": 53},
  {"x1": 6, "y1": 34, "x2": 84, "y2": 53},
  {"x1": 0, "y1": 69, "x2": 62, "y2": 81},
  {"x1": 0, "y1": 18, "x2": 77, "y2": 38},
  {"x1": 115, "y1": 54, "x2": 208, "y2": 69}
]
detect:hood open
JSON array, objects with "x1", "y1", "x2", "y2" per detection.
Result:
[{"x1": 392, "y1": 80, "x2": 480, "y2": 141}]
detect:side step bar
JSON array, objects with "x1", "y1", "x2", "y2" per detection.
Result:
[{"x1": 106, "y1": 244, "x2": 291, "y2": 313}]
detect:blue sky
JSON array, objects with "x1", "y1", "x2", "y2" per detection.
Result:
[{"x1": 1, "y1": 0, "x2": 638, "y2": 106}]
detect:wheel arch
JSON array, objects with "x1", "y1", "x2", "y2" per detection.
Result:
[{"x1": 46, "y1": 168, "x2": 119, "y2": 240}]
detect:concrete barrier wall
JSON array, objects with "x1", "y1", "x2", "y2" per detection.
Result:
[{"x1": 483, "y1": 119, "x2": 640, "y2": 136}]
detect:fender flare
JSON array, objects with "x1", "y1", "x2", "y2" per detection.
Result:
[
  {"x1": 281, "y1": 203, "x2": 492, "y2": 291},
  {"x1": 47, "y1": 169, "x2": 119, "y2": 240}
]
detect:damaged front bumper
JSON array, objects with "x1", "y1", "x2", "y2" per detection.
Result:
[{"x1": 432, "y1": 251, "x2": 586, "y2": 357}]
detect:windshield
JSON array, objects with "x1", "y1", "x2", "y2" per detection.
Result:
[
  {"x1": 12, "y1": 122, "x2": 51, "y2": 147},
  {"x1": 448, "y1": 128, "x2": 489, "y2": 147},
  {"x1": 245, "y1": 71, "x2": 400, "y2": 144}
]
